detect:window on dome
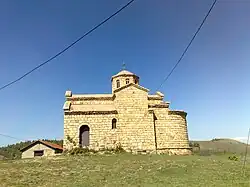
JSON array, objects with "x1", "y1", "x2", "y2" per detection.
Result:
[
  {"x1": 126, "y1": 78, "x2": 129, "y2": 84},
  {"x1": 116, "y1": 80, "x2": 120, "y2": 88}
]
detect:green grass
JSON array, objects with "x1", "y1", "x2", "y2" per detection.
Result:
[{"x1": 0, "y1": 153, "x2": 250, "y2": 187}]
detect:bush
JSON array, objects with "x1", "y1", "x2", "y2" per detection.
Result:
[
  {"x1": 189, "y1": 142, "x2": 200, "y2": 148},
  {"x1": 228, "y1": 155, "x2": 239, "y2": 161},
  {"x1": 68, "y1": 147, "x2": 97, "y2": 155},
  {"x1": 100, "y1": 143, "x2": 126, "y2": 154},
  {"x1": 211, "y1": 138, "x2": 220, "y2": 142},
  {"x1": 66, "y1": 136, "x2": 76, "y2": 146},
  {"x1": 114, "y1": 144, "x2": 126, "y2": 153},
  {"x1": 67, "y1": 144, "x2": 125, "y2": 156}
]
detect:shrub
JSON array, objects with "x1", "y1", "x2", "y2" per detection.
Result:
[
  {"x1": 228, "y1": 155, "x2": 239, "y2": 161},
  {"x1": 189, "y1": 142, "x2": 193, "y2": 147},
  {"x1": 193, "y1": 142, "x2": 200, "y2": 147},
  {"x1": 114, "y1": 143, "x2": 126, "y2": 153},
  {"x1": 66, "y1": 135, "x2": 76, "y2": 146},
  {"x1": 211, "y1": 138, "x2": 220, "y2": 142},
  {"x1": 100, "y1": 143, "x2": 126, "y2": 154},
  {"x1": 68, "y1": 147, "x2": 97, "y2": 155},
  {"x1": 189, "y1": 142, "x2": 200, "y2": 148}
]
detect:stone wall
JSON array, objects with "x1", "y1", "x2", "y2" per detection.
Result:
[
  {"x1": 153, "y1": 107, "x2": 191, "y2": 154},
  {"x1": 148, "y1": 98, "x2": 163, "y2": 105},
  {"x1": 64, "y1": 113, "x2": 118, "y2": 150},
  {"x1": 63, "y1": 83, "x2": 191, "y2": 155},
  {"x1": 70, "y1": 100, "x2": 114, "y2": 105},
  {"x1": 114, "y1": 85, "x2": 155, "y2": 151}
]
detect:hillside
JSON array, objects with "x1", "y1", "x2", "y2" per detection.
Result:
[
  {"x1": 0, "y1": 139, "x2": 63, "y2": 159},
  {"x1": 1, "y1": 138, "x2": 249, "y2": 159},
  {"x1": 191, "y1": 138, "x2": 250, "y2": 155},
  {"x1": 0, "y1": 153, "x2": 249, "y2": 187}
]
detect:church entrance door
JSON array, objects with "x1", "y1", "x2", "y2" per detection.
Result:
[{"x1": 79, "y1": 125, "x2": 90, "y2": 147}]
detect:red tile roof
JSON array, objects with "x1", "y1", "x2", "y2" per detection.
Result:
[
  {"x1": 39, "y1": 140, "x2": 63, "y2": 150},
  {"x1": 20, "y1": 140, "x2": 63, "y2": 152}
]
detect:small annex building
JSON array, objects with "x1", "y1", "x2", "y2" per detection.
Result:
[{"x1": 20, "y1": 140, "x2": 63, "y2": 159}]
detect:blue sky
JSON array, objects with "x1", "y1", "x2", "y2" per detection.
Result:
[{"x1": 0, "y1": 0, "x2": 249, "y2": 146}]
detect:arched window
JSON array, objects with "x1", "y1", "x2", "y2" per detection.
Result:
[
  {"x1": 134, "y1": 79, "x2": 138, "y2": 84},
  {"x1": 112, "y1": 118, "x2": 117, "y2": 129},
  {"x1": 126, "y1": 78, "x2": 130, "y2": 84},
  {"x1": 116, "y1": 80, "x2": 120, "y2": 88}
]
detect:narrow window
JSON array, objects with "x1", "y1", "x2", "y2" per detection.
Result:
[
  {"x1": 34, "y1": 150, "x2": 44, "y2": 157},
  {"x1": 126, "y1": 78, "x2": 130, "y2": 84},
  {"x1": 116, "y1": 80, "x2": 120, "y2": 88},
  {"x1": 112, "y1": 118, "x2": 117, "y2": 129},
  {"x1": 135, "y1": 79, "x2": 138, "y2": 84}
]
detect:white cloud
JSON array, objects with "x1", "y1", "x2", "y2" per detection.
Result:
[{"x1": 232, "y1": 137, "x2": 249, "y2": 144}]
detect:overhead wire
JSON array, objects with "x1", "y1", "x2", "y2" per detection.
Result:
[
  {"x1": 0, "y1": 133, "x2": 23, "y2": 141},
  {"x1": 0, "y1": 0, "x2": 136, "y2": 91},
  {"x1": 155, "y1": 0, "x2": 217, "y2": 92},
  {"x1": 0, "y1": 0, "x2": 218, "y2": 147},
  {"x1": 134, "y1": 0, "x2": 218, "y2": 150}
]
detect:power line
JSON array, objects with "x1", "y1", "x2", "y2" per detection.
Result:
[
  {"x1": 0, "y1": 0, "x2": 136, "y2": 92},
  {"x1": 0, "y1": 133, "x2": 23, "y2": 141},
  {"x1": 0, "y1": 133, "x2": 61, "y2": 142},
  {"x1": 155, "y1": 0, "x2": 217, "y2": 91}
]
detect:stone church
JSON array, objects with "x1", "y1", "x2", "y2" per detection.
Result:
[{"x1": 63, "y1": 68, "x2": 191, "y2": 155}]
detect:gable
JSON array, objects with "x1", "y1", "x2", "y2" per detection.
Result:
[
  {"x1": 20, "y1": 140, "x2": 63, "y2": 152},
  {"x1": 113, "y1": 83, "x2": 149, "y2": 109},
  {"x1": 113, "y1": 83, "x2": 149, "y2": 93}
]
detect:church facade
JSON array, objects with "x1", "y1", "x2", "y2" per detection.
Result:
[{"x1": 63, "y1": 69, "x2": 191, "y2": 155}]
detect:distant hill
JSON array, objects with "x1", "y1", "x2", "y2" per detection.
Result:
[
  {"x1": 190, "y1": 138, "x2": 250, "y2": 155},
  {"x1": 0, "y1": 139, "x2": 63, "y2": 159},
  {"x1": 1, "y1": 138, "x2": 249, "y2": 159}
]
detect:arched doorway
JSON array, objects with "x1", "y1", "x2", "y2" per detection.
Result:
[{"x1": 79, "y1": 125, "x2": 90, "y2": 147}]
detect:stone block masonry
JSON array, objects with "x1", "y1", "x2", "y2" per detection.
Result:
[{"x1": 63, "y1": 69, "x2": 191, "y2": 155}]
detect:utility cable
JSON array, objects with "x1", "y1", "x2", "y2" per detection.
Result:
[
  {"x1": 155, "y1": 0, "x2": 217, "y2": 91},
  {"x1": 0, "y1": 133, "x2": 23, "y2": 141},
  {"x1": 0, "y1": 0, "x2": 136, "y2": 91}
]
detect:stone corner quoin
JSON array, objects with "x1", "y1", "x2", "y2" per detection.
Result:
[{"x1": 63, "y1": 69, "x2": 191, "y2": 155}]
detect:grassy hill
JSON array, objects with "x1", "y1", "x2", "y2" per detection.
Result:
[
  {"x1": 190, "y1": 138, "x2": 250, "y2": 155},
  {"x1": 0, "y1": 153, "x2": 250, "y2": 187},
  {"x1": 0, "y1": 138, "x2": 249, "y2": 186}
]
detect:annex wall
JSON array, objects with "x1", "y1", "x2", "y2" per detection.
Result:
[{"x1": 22, "y1": 143, "x2": 55, "y2": 159}]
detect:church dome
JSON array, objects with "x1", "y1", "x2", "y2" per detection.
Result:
[
  {"x1": 111, "y1": 68, "x2": 140, "y2": 93},
  {"x1": 112, "y1": 70, "x2": 135, "y2": 78}
]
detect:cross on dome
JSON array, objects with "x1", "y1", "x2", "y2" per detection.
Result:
[{"x1": 122, "y1": 62, "x2": 126, "y2": 70}]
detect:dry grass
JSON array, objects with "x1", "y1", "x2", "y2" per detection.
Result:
[
  {"x1": 192, "y1": 139, "x2": 250, "y2": 155},
  {"x1": 0, "y1": 153, "x2": 250, "y2": 187}
]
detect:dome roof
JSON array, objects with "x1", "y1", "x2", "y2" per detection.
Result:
[
  {"x1": 112, "y1": 70, "x2": 138, "y2": 79},
  {"x1": 116, "y1": 70, "x2": 134, "y2": 76}
]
